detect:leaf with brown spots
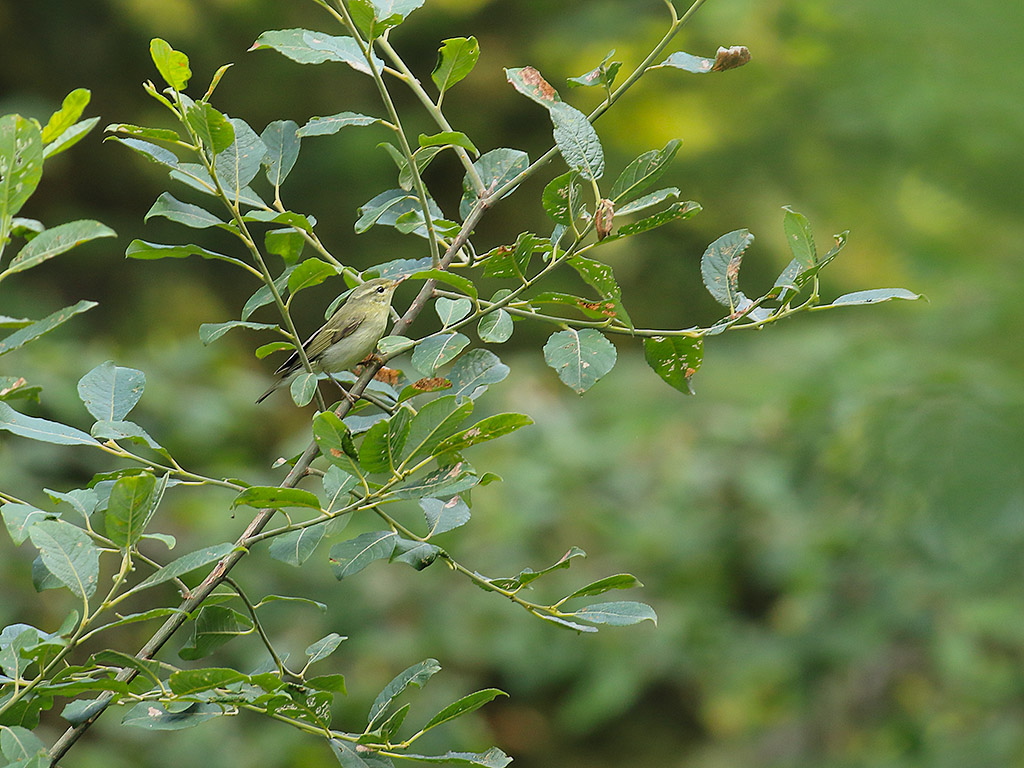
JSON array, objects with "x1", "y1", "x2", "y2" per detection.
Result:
[{"x1": 505, "y1": 66, "x2": 562, "y2": 108}]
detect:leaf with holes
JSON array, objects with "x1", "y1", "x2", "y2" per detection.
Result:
[
  {"x1": 643, "y1": 336, "x2": 703, "y2": 395},
  {"x1": 543, "y1": 329, "x2": 616, "y2": 395}
]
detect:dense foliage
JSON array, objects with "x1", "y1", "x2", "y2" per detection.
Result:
[{"x1": 2, "y1": 0, "x2": 1019, "y2": 767}]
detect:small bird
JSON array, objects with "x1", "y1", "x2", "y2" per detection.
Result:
[{"x1": 256, "y1": 277, "x2": 402, "y2": 404}]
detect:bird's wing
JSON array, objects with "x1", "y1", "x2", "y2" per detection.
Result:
[{"x1": 275, "y1": 314, "x2": 363, "y2": 374}]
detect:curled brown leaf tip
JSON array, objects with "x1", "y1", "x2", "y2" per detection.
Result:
[
  {"x1": 712, "y1": 46, "x2": 751, "y2": 72},
  {"x1": 595, "y1": 198, "x2": 615, "y2": 240},
  {"x1": 412, "y1": 377, "x2": 452, "y2": 392}
]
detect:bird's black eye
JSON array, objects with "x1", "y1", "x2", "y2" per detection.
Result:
[{"x1": 376, "y1": 286, "x2": 386, "y2": 293}]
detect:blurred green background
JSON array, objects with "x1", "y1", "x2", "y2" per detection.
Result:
[{"x1": 2, "y1": 0, "x2": 1023, "y2": 766}]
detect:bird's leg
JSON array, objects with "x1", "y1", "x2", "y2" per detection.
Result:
[{"x1": 327, "y1": 374, "x2": 360, "y2": 405}]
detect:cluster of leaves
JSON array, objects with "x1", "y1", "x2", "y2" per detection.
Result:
[
  {"x1": 0, "y1": 1, "x2": 921, "y2": 767},
  {"x1": 0, "y1": 90, "x2": 114, "y2": 405}
]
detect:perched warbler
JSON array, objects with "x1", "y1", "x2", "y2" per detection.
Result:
[{"x1": 256, "y1": 277, "x2": 402, "y2": 404}]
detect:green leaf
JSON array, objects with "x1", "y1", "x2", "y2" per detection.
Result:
[
  {"x1": 231, "y1": 486, "x2": 322, "y2": 511},
  {"x1": 198, "y1": 320, "x2": 278, "y2": 346},
  {"x1": 288, "y1": 258, "x2": 337, "y2": 295},
  {"x1": 432, "y1": 37, "x2": 480, "y2": 95},
  {"x1": 562, "y1": 573, "x2": 643, "y2": 601},
  {"x1": 459, "y1": 148, "x2": 529, "y2": 219},
  {"x1": 145, "y1": 192, "x2": 224, "y2": 229},
  {"x1": 262, "y1": 120, "x2": 301, "y2": 187},
  {"x1": 41, "y1": 88, "x2": 90, "y2": 144},
  {"x1": 402, "y1": 395, "x2": 474, "y2": 465},
  {"x1": 255, "y1": 342, "x2": 293, "y2": 360},
  {"x1": 0, "y1": 300, "x2": 97, "y2": 358},
  {"x1": 572, "y1": 600, "x2": 658, "y2": 626},
  {"x1": 314, "y1": 411, "x2": 359, "y2": 465},
  {"x1": 643, "y1": 336, "x2": 703, "y2": 395},
  {"x1": 42, "y1": 117, "x2": 100, "y2": 160},
  {"x1": 543, "y1": 329, "x2": 617, "y2": 394},
  {"x1": 28, "y1": 520, "x2": 100, "y2": 599},
  {"x1": 437, "y1": 413, "x2": 532, "y2": 454},
  {"x1": 265, "y1": 228, "x2": 305, "y2": 264},
  {"x1": 829, "y1": 288, "x2": 922, "y2": 306},
  {"x1": 505, "y1": 66, "x2": 561, "y2": 108},
  {"x1": 349, "y1": 0, "x2": 425, "y2": 39},
  {"x1": 251, "y1": 30, "x2": 381, "y2": 73},
  {"x1": 477, "y1": 309, "x2": 513, "y2": 344},
  {"x1": 297, "y1": 111, "x2": 383, "y2": 137},
  {"x1": 130, "y1": 542, "x2": 236, "y2": 594},
  {"x1": 290, "y1": 372, "x2": 319, "y2": 407},
  {"x1": 105, "y1": 123, "x2": 181, "y2": 143},
  {"x1": 542, "y1": 171, "x2": 583, "y2": 225},
  {"x1": 409, "y1": 268, "x2": 478, "y2": 300},
  {"x1": 5, "y1": 220, "x2": 116, "y2": 276},
  {"x1": 215, "y1": 118, "x2": 266, "y2": 192},
  {"x1": 397, "y1": 749, "x2": 511, "y2": 768},
  {"x1": 782, "y1": 205, "x2": 817, "y2": 268},
  {"x1": 329, "y1": 530, "x2": 397, "y2": 580},
  {"x1": 77, "y1": 361, "x2": 146, "y2": 422},
  {"x1": 599, "y1": 200, "x2": 700, "y2": 243},
  {"x1": 169, "y1": 668, "x2": 248, "y2": 696},
  {"x1": 367, "y1": 658, "x2": 441, "y2": 730},
  {"x1": 394, "y1": 463, "x2": 478, "y2": 500},
  {"x1": 330, "y1": 739, "x2": 373, "y2": 768},
  {"x1": 2, "y1": 502, "x2": 56, "y2": 545},
  {"x1": 0, "y1": 725, "x2": 47, "y2": 762},
  {"x1": 356, "y1": 189, "x2": 445, "y2": 239},
  {"x1": 105, "y1": 473, "x2": 164, "y2": 548},
  {"x1": 170, "y1": 163, "x2": 265, "y2": 208},
  {"x1": 435, "y1": 297, "x2": 472, "y2": 327},
  {"x1": 412, "y1": 333, "x2": 470, "y2": 375},
  {"x1": 448, "y1": 349, "x2": 509, "y2": 403},
  {"x1": 88, "y1": 607, "x2": 183, "y2": 633},
  {"x1": 566, "y1": 50, "x2": 621, "y2": 89},
  {"x1": 268, "y1": 522, "x2": 328, "y2": 566},
  {"x1": 377, "y1": 335, "x2": 415, "y2": 358},
  {"x1": 550, "y1": 102, "x2": 604, "y2": 181},
  {"x1": 482, "y1": 232, "x2": 547, "y2": 280},
  {"x1": 508, "y1": 546, "x2": 586, "y2": 588},
  {"x1": 125, "y1": 240, "x2": 247, "y2": 271},
  {"x1": 390, "y1": 537, "x2": 441, "y2": 570},
  {"x1": 359, "y1": 407, "x2": 413, "y2": 474},
  {"x1": 305, "y1": 632, "x2": 347, "y2": 665},
  {"x1": 122, "y1": 701, "x2": 224, "y2": 730},
  {"x1": 0, "y1": 401, "x2": 97, "y2": 446},
  {"x1": 701, "y1": 229, "x2": 755, "y2": 311},
  {"x1": 107, "y1": 136, "x2": 179, "y2": 169},
  {"x1": 0, "y1": 115, "x2": 43, "y2": 224},
  {"x1": 307, "y1": 674, "x2": 347, "y2": 693},
  {"x1": 421, "y1": 496, "x2": 470, "y2": 537},
  {"x1": 616, "y1": 187, "x2": 680, "y2": 216},
  {"x1": 421, "y1": 689, "x2": 508, "y2": 733},
  {"x1": 202, "y1": 62, "x2": 234, "y2": 101},
  {"x1": 179, "y1": 605, "x2": 253, "y2": 660},
  {"x1": 150, "y1": 38, "x2": 191, "y2": 90},
  {"x1": 610, "y1": 140, "x2": 682, "y2": 203},
  {"x1": 185, "y1": 102, "x2": 234, "y2": 155},
  {"x1": 45, "y1": 488, "x2": 99, "y2": 520},
  {"x1": 418, "y1": 131, "x2": 478, "y2": 156},
  {"x1": 775, "y1": 230, "x2": 850, "y2": 298}
]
